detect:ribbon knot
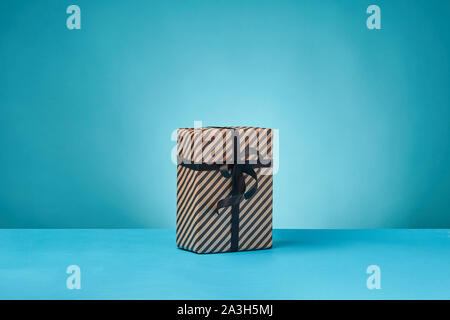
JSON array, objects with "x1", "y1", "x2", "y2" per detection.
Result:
[{"x1": 214, "y1": 164, "x2": 258, "y2": 214}]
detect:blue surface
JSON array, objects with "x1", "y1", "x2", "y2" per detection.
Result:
[
  {"x1": 1, "y1": 1, "x2": 450, "y2": 229},
  {"x1": 0, "y1": 229, "x2": 448, "y2": 299}
]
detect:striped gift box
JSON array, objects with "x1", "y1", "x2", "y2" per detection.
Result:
[{"x1": 176, "y1": 127, "x2": 273, "y2": 254}]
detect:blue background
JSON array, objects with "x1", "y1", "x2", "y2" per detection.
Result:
[{"x1": 1, "y1": 0, "x2": 449, "y2": 228}]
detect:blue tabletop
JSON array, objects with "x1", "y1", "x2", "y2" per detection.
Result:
[{"x1": 0, "y1": 229, "x2": 448, "y2": 299}]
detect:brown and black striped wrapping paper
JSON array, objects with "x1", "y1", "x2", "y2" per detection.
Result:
[{"x1": 176, "y1": 127, "x2": 273, "y2": 254}]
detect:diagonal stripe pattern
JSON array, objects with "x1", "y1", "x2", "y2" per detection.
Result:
[
  {"x1": 176, "y1": 127, "x2": 273, "y2": 254},
  {"x1": 178, "y1": 127, "x2": 272, "y2": 165}
]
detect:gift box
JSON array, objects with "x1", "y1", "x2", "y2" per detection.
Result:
[{"x1": 176, "y1": 126, "x2": 273, "y2": 254}]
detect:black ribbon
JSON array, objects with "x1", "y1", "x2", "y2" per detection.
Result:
[{"x1": 215, "y1": 163, "x2": 258, "y2": 214}]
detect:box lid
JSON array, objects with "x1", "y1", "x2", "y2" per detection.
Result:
[{"x1": 177, "y1": 126, "x2": 272, "y2": 165}]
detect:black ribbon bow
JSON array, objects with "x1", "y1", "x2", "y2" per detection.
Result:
[{"x1": 215, "y1": 164, "x2": 258, "y2": 214}]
